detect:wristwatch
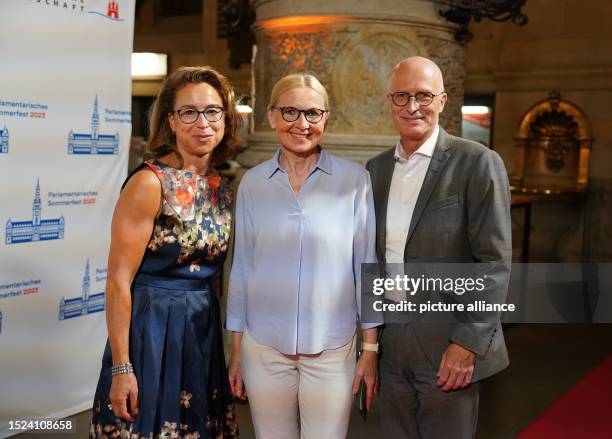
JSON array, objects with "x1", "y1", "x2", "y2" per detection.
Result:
[{"x1": 361, "y1": 342, "x2": 379, "y2": 353}]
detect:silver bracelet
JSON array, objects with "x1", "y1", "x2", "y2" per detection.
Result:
[{"x1": 111, "y1": 362, "x2": 134, "y2": 376}]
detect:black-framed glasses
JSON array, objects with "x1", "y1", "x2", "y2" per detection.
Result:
[
  {"x1": 388, "y1": 91, "x2": 446, "y2": 107},
  {"x1": 271, "y1": 106, "x2": 327, "y2": 124},
  {"x1": 174, "y1": 107, "x2": 224, "y2": 124}
]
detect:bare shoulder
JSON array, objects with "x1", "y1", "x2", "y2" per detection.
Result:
[
  {"x1": 124, "y1": 167, "x2": 160, "y2": 190},
  {"x1": 116, "y1": 167, "x2": 161, "y2": 217}
]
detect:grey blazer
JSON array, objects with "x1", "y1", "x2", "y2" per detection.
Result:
[{"x1": 365, "y1": 127, "x2": 511, "y2": 381}]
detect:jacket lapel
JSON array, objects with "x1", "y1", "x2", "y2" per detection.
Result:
[
  {"x1": 404, "y1": 128, "x2": 453, "y2": 251},
  {"x1": 374, "y1": 148, "x2": 396, "y2": 264}
]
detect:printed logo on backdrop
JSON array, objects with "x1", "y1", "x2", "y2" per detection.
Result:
[
  {"x1": 0, "y1": 126, "x2": 8, "y2": 153},
  {"x1": 0, "y1": 98, "x2": 48, "y2": 120},
  {"x1": 88, "y1": 0, "x2": 125, "y2": 22},
  {"x1": 68, "y1": 96, "x2": 119, "y2": 155},
  {"x1": 0, "y1": 279, "x2": 41, "y2": 301},
  {"x1": 48, "y1": 188, "x2": 99, "y2": 207},
  {"x1": 5, "y1": 180, "x2": 65, "y2": 245},
  {"x1": 27, "y1": 0, "x2": 85, "y2": 14},
  {"x1": 59, "y1": 259, "x2": 105, "y2": 320}
]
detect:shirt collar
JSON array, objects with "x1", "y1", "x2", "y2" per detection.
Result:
[
  {"x1": 267, "y1": 146, "x2": 332, "y2": 178},
  {"x1": 394, "y1": 125, "x2": 440, "y2": 163}
]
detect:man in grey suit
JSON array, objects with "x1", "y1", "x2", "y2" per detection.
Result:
[{"x1": 365, "y1": 57, "x2": 512, "y2": 438}]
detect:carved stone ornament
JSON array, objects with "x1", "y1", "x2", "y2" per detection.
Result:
[
  {"x1": 512, "y1": 92, "x2": 592, "y2": 193},
  {"x1": 256, "y1": 25, "x2": 463, "y2": 136},
  {"x1": 254, "y1": 28, "x2": 353, "y2": 130},
  {"x1": 418, "y1": 34, "x2": 465, "y2": 136},
  {"x1": 529, "y1": 109, "x2": 580, "y2": 172},
  {"x1": 331, "y1": 26, "x2": 425, "y2": 134},
  {"x1": 244, "y1": 3, "x2": 466, "y2": 166}
]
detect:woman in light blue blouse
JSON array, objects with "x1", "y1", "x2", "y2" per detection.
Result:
[{"x1": 226, "y1": 73, "x2": 380, "y2": 438}]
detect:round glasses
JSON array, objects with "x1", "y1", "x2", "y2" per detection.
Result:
[
  {"x1": 174, "y1": 107, "x2": 224, "y2": 124},
  {"x1": 388, "y1": 91, "x2": 445, "y2": 107},
  {"x1": 272, "y1": 106, "x2": 327, "y2": 124}
]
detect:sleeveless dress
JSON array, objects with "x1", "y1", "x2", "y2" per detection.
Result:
[{"x1": 90, "y1": 160, "x2": 239, "y2": 438}]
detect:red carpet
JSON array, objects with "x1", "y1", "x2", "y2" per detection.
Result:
[{"x1": 517, "y1": 354, "x2": 612, "y2": 438}]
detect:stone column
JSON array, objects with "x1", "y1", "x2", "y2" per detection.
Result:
[{"x1": 239, "y1": 0, "x2": 464, "y2": 167}]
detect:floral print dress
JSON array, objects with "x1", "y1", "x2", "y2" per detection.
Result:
[{"x1": 90, "y1": 160, "x2": 239, "y2": 439}]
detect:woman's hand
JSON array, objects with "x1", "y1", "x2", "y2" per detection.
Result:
[
  {"x1": 109, "y1": 373, "x2": 139, "y2": 422},
  {"x1": 228, "y1": 352, "x2": 247, "y2": 400},
  {"x1": 228, "y1": 331, "x2": 247, "y2": 400},
  {"x1": 352, "y1": 350, "x2": 378, "y2": 412}
]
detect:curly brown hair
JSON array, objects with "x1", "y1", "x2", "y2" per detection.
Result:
[{"x1": 145, "y1": 66, "x2": 242, "y2": 166}]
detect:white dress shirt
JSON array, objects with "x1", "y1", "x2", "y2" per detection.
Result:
[{"x1": 385, "y1": 126, "x2": 439, "y2": 299}]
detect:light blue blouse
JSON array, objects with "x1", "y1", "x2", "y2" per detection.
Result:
[{"x1": 226, "y1": 149, "x2": 381, "y2": 355}]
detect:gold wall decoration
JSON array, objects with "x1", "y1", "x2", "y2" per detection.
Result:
[{"x1": 512, "y1": 92, "x2": 592, "y2": 193}]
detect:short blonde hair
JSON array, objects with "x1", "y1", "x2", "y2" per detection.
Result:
[{"x1": 269, "y1": 73, "x2": 330, "y2": 110}]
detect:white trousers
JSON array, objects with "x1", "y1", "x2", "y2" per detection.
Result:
[{"x1": 240, "y1": 330, "x2": 357, "y2": 439}]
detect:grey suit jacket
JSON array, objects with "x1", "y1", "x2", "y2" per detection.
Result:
[{"x1": 365, "y1": 127, "x2": 511, "y2": 381}]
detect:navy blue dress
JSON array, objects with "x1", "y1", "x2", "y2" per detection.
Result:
[{"x1": 90, "y1": 160, "x2": 239, "y2": 438}]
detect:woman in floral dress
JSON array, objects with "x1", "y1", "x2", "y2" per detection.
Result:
[{"x1": 90, "y1": 66, "x2": 240, "y2": 438}]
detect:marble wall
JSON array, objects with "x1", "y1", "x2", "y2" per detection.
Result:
[
  {"x1": 130, "y1": 0, "x2": 612, "y2": 261},
  {"x1": 242, "y1": 0, "x2": 464, "y2": 166},
  {"x1": 465, "y1": 0, "x2": 612, "y2": 261}
]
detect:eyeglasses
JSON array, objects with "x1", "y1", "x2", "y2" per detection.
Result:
[
  {"x1": 174, "y1": 107, "x2": 224, "y2": 124},
  {"x1": 387, "y1": 91, "x2": 445, "y2": 107},
  {"x1": 271, "y1": 106, "x2": 327, "y2": 124}
]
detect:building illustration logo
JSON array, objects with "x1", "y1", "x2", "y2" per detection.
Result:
[
  {"x1": 88, "y1": 0, "x2": 125, "y2": 22},
  {"x1": 59, "y1": 259, "x2": 105, "y2": 320},
  {"x1": 5, "y1": 180, "x2": 65, "y2": 245},
  {"x1": 0, "y1": 125, "x2": 8, "y2": 153},
  {"x1": 68, "y1": 96, "x2": 119, "y2": 155}
]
